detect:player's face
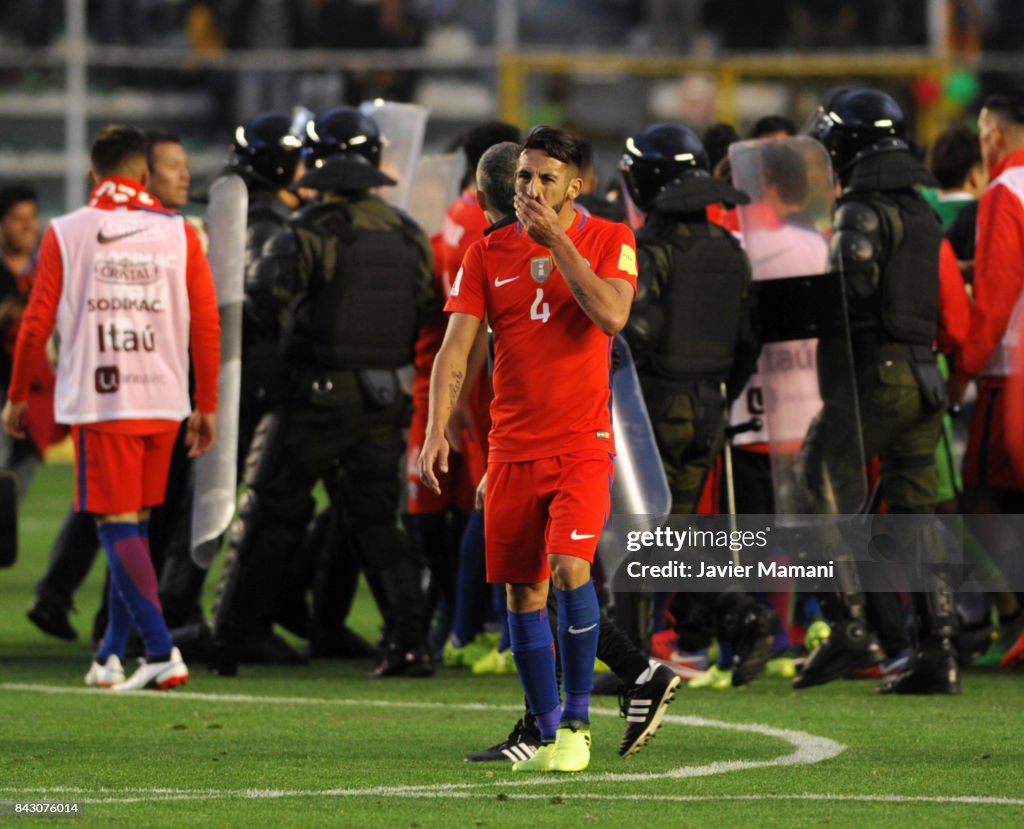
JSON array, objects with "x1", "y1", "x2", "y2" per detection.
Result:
[
  {"x1": 148, "y1": 141, "x2": 191, "y2": 209},
  {"x1": 0, "y1": 200, "x2": 40, "y2": 256},
  {"x1": 978, "y1": 108, "x2": 1003, "y2": 172},
  {"x1": 515, "y1": 149, "x2": 581, "y2": 217}
]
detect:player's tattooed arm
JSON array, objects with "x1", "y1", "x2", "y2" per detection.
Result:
[
  {"x1": 420, "y1": 312, "x2": 482, "y2": 494},
  {"x1": 447, "y1": 369, "x2": 464, "y2": 409}
]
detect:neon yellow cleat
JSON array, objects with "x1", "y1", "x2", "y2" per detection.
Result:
[
  {"x1": 443, "y1": 632, "x2": 500, "y2": 668},
  {"x1": 512, "y1": 742, "x2": 556, "y2": 772},
  {"x1": 687, "y1": 664, "x2": 733, "y2": 689},
  {"x1": 471, "y1": 648, "x2": 515, "y2": 675},
  {"x1": 551, "y1": 721, "x2": 591, "y2": 772},
  {"x1": 766, "y1": 656, "x2": 797, "y2": 678}
]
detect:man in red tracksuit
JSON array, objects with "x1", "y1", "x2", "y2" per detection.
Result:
[{"x1": 951, "y1": 91, "x2": 1024, "y2": 668}]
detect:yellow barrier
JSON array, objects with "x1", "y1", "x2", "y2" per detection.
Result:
[{"x1": 498, "y1": 51, "x2": 951, "y2": 145}]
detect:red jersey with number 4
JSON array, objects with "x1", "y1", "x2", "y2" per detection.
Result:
[{"x1": 445, "y1": 210, "x2": 636, "y2": 463}]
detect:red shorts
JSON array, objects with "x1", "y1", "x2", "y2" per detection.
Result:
[
  {"x1": 406, "y1": 378, "x2": 490, "y2": 515},
  {"x1": 484, "y1": 449, "x2": 614, "y2": 584},
  {"x1": 72, "y1": 425, "x2": 178, "y2": 515},
  {"x1": 963, "y1": 379, "x2": 1024, "y2": 490}
]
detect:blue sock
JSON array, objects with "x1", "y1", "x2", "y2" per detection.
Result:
[
  {"x1": 718, "y1": 640, "x2": 734, "y2": 670},
  {"x1": 804, "y1": 596, "x2": 824, "y2": 625},
  {"x1": 96, "y1": 576, "x2": 132, "y2": 662},
  {"x1": 451, "y1": 511, "x2": 487, "y2": 647},
  {"x1": 97, "y1": 522, "x2": 173, "y2": 659},
  {"x1": 556, "y1": 582, "x2": 600, "y2": 724},
  {"x1": 508, "y1": 608, "x2": 561, "y2": 740}
]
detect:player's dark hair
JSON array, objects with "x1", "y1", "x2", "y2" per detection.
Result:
[
  {"x1": 144, "y1": 130, "x2": 184, "y2": 171},
  {"x1": 90, "y1": 125, "x2": 148, "y2": 178},
  {"x1": 702, "y1": 122, "x2": 742, "y2": 171},
  {"x1": 0, "y1": 184, "x2": 38, "y2": 220},
  {"x1": 927, "y1": 124, "x2": 982, "y2": 189},
  {"x1": 748, "y1": 115, "x2": 797, "y2": 138},
  {"x1": 520, "y1": 125, "x2": 583, "y2": 171},
  {"x1": 982, "y1": 91, "x2": 1024, "y2": 126},
  {"x1": 461, "y1": 120, "x2": 521, "y2": 188},
  {"x1": 477, "y1": 141, "x2": 519, "y2": 217}
]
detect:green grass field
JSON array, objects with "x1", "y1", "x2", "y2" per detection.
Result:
[{"x1": 2, "y1": 463, "x2": 1022, "y2": 828}]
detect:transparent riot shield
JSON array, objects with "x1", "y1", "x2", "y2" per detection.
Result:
[
  {"x1": 408, "y1": 152, "x2": 465, "y2": 238},
  {"x1": 597, "y1": 336, "x2": 671, "y2": 580},
  {"x1": 191, "y1": 173, "x2": 247, "y2": 568},
  {"x1": 359, "y1": 99, "x2": 429, "y2": 211},
  {"x1": 729, "y1": 136, "x2": 867, "y2": 523}
]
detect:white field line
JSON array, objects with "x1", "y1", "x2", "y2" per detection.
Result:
[{"x1": 11, "y1": 682, "x2": 1014, "y2": 807}]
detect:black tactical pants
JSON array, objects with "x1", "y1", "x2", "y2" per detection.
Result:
[{"x1": 218, "y1": 369, "x2": 428, "y2": 653}]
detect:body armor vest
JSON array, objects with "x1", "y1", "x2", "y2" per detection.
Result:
[
  {"x1": 284, "y1": 199, "x2": 422, "y2": 369},
  {"x1": 639, "y1": 219, "x2": 750, "y2": 382},
  {"x1": 837, "y1": 189, "x2": 940, "y2": 347}
]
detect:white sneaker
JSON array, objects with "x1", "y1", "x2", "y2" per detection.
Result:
[
  {"x1": 84, "y1": 654, "x2": 125, "y2": 687},
  {"x1": 112, "y1": 647, "x2": 189, "y2": 691}
]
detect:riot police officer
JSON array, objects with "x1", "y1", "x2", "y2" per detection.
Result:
[
  {"x1": 227, "y1": 110, "x2": 304, "y2": 467},
  {"x1": 797, "y1": 88, "x2": 957, "y2": 694},
  {"x1": 211, "y1": 106, "x2": 437, "y2": 678},
  {"x1": 619, "y1": 123, "x2": 776, "y2": 685}
]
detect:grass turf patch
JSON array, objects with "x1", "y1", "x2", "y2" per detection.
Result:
[{"x1": 1, "y1": 463, "x2": 1022, "y2": 828}]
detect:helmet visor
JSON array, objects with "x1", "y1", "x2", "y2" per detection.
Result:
[{"x1": 802, "y1": 107, "x2": 837, "y2": 143}]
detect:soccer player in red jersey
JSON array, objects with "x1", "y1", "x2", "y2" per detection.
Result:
[
  {"x1": 419, "y1": 126, "x2": 637, "y2": 772},
  {"x1": 2, "y1": 125, "x2": 220, "y2": 691}
]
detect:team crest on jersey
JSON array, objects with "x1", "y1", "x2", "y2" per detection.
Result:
[{"x1": 530, "y1": 256, "x2": 553, "y2": 284}]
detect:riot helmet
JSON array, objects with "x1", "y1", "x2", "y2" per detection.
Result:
[
  {"x1": 806, "y1": 88, "x2": 907, "y2": 173},
  {"x1": 230, "y1": 111, "x2": 303, "y2": 188},
  {"x1": 620, "y1": 123, "x2": 710, "y2": 211},
  {"x1": 303, "y1": 106, "x2": 383, "y2": 169}
]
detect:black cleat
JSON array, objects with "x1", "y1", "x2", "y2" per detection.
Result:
[
  {"x1": 731, "y1": 605, "x2": 780, "y2": 687},
  {"x1": 876, "y1": 643, "x2": 960, "y2": 695},
  {"x1": 793, "y1": 619, "x2": 884, "y2": 689},
  {"x1": 368, "y1": 643, "x2": 435, "y2": 678},
  {"x1": 619, "y1": 661, "x2": 681, "y2": 758},
  {"x1": 465, "y1": 714, "x2": 543, "y2": 762},
  {"x1": 27, "y1": 598, "x2": 78, "y2": 641}
]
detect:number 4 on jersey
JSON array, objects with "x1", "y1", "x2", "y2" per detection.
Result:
[{"x1": 530, "y1": 288, "x2": 550, "y2": 323}]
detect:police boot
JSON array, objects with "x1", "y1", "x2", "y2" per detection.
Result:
[
  {"x1": 364, "y1": 560, "x2": 433, "y2": 678},
  {"x1": 793, "y1": 617, "x2": 884, "y2": 689},
  {"x1": 368, "y1": 641, "x2": 434, "y2": 678},
  {"x1": 209, "y1": 492, "x2": 299, "y2": 676},
  {"x1": 877, "y1": 581, "x2": 959, "y2": 695}
]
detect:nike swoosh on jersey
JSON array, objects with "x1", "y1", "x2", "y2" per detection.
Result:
[
  {"x1": 570, "y1": 530, "x2": 596, "y2": 540},
  {"x1": 494, "y1": 276, "x2": 520, "y2": 287},
  {"x1": 568, "y1": 623, "x2": 598, "y2": 635},
  {"x1": 97, "y1": 227, "x2": 149, "y2": 244}
]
